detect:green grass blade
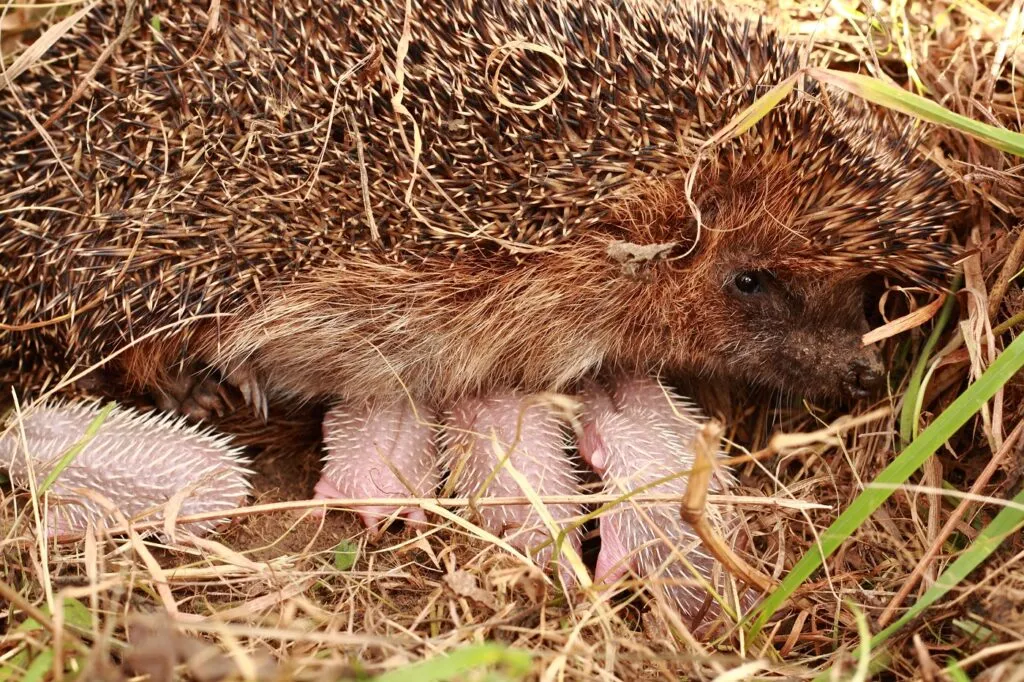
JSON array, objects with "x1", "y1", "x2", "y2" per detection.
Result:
[
  {"x1": 850, "y1": 602, "x2": 872, "y2": 682},
  {"x1": 812, "y1": 486, "x2": 1024, "y2": 681},
  {"x1": 20, "y1": 650, "x2": 54, "y2": 682},
  {"x1": 808, "y1": 68, "x2": 1024, "y2": 156},
  {"x1": 710, "y1": 74, "x2": 798, "y2": 142},
  {"x1": 0, "y1": 598, "x2": 90, "y2": 682},
  {"x1": 873, "y1": 486, "x2": 1024, "y2": 645},
  {"x1": 749, "y1": 331, "x2": 1024, "y2": 637},
  {"x1": 707, "y1": 66, "x2": 1024, "y2": 162},
  {"x1": 945, "y1": 660, "x2": 972, "y2": 682},
  {"x1": 372, "y1": 643, "x2": 532, "y2": 682},
  {"x1": 38, "y1": 402, "x2": 116, "y2": 494},
  {"x1": 58, "y1": 596, "x2": 92, "y2": 631},
  {"x1": 900, "y1": 281, "x2": 961, "y2": 446}
]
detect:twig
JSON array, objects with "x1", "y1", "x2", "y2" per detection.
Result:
[
  {"x1": 680, "y1": 420, "x2": 776, "y2": 595},
  {"x1": 988, "y1": 222, "x2": 1024, "y2": 319}
]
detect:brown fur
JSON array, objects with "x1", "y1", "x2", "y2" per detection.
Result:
[
  {"x1": 200, "y1": 162, "x2": 893, "y2": 407},
  {"x1": 0, "y1": 0, "x2": 960, "y2": 410}
]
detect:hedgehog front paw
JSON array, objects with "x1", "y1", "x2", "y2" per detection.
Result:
[
  {"x1": 314, "y1": 399, "x2": 440, "y2": 532},
  {"x1": 443, "y1": 393, "x2": 583, "y2": 587},
  {"x1": 579, "y1": 376, "x2": 744, "y2": 629},
  {"x1": 153, "y1": 366, "x2": 232, "y2": 421},
  {"x1": 153, "y1": 362, "x2": 268, "y2": 423},
  {"x1": 223, "y1": 364, "x2": 269, "y2": 422}
]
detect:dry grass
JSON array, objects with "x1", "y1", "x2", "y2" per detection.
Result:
[{"x1": 2, "y1": 0, "x2": 1024, "y2": 680}]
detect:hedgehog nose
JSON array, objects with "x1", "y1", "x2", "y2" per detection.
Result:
[{"x1": 845, "y1": 355, "x2": 884, "y2": 399}]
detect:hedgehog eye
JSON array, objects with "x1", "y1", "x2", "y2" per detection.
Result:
[{"x1": 732, "y1": 270, "x2": 770, "y2": 295}]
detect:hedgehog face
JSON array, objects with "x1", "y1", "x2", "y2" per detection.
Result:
[
  {"x1": 644, "y1": 146, "x2": 956, "y2": 401},
  {"x1": 663, "y1": 245, "x2": 888, "y2": 399},
  {"x1": 696, "y1": 262, "x2": 884, "y2": 400}
]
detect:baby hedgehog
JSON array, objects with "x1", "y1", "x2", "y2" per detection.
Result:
[{"x1": 1, "y1": 0, "x2": 957, "y2": 623}]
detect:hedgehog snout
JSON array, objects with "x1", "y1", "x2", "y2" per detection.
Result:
[
  {"x1": 766, "y1": 326, "x2": 884, "y2": 401},
  {"x1": 842, "y1": 352, "x2": 885, "y2": 400}
]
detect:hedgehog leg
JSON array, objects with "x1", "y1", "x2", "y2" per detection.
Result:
[
  {"x1": 153, "y1": 366, "x2": 232, "y2": 421},
  {"x1": 443, "y1": 393, "x2": 582, "y2": 588},
  {"x1": 151, "y1": 358, "x2": 268, "y2": 422},
  {"x1": 221, "y1": 363, "x2": 268, "y2": 421},
  {"x1": 578, "y1": 376, "x2": 745, "y2": 628},
  {"x1": 313, "y1": 399, "x2": 440, "y2": 532}
]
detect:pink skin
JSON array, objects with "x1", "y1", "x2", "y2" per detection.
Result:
[
  {"x1": 444, "y1": 393, "x2": 582, "y2": 587},
  {"x1": 314, "y1": 399, "x2": 440, "y2": 531},
  {"x1": 578, "y1": 376, "x2": 741, "y2": 625},
  {"x1": 0, "y1": 402, "x2": 251, "y2": 539},
  {"x1": 578, "y1": 389, "x2": 655, "y2": 586},
  {"x1": 575, "y1": 387, "x2": 633, "y2": 584}
]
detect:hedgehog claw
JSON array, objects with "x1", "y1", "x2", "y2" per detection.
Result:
[
  {"x1": 314, "y1": 399, "x2": 439, "y2": 531},
  {"x1": 154, "y1": 370, "x2": 229, "y2": 421},
  {"x1": 227, "y1": 365, "x2": 268, "y2": 422},
  {"x1": 190, "y1": 382, "x2": 229, "y2": 418}
]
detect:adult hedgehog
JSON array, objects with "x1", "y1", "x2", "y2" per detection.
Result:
[{"x1": 1, "y1": 0, "x2": 958, "y2": 624}]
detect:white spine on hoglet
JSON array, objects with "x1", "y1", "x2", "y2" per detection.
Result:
[
  {"x1": 0, "y1": 401, "x2": 252, "y2": 538},
  {"x1": 443, "y1": 393, "x2": 582, "y2": 585},
  {"x1": 315, "y1": 399, "x2": 440, "y2": 529},
  {"x1": 579, "y1": 376, "x2": 744, "y2": 624}
]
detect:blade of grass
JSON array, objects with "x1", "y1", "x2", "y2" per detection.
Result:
[
  {"x1": 0, "y1": 1, "x2": 98, "y2": 91},
  {"x1": 20, "y1": 650, "x2": 54, "y2": 682},
  {"x1": 850, "y1": 602, "x2": 872, "y2": 682},
  {"x1": 900, "y1": 280, "x2": 961, "y2": 447},
  {"x1": 706, "y1": 73, "x2": 798, "y2": 143},
  {"x1": 749, "y1": 331, "x2": 1024, "y2": 637},
  {"x1": 705, "y1": 66, "x2": 1024, "y2": 159},
  {"x1": 948, "y1": 0, "x2": 1007, "y2": 26},
  {"x1": 372, "y1": 643, "x2": 532, "y2": 682},
  {"x1": 889, "y1": 0, "x2": 928, "y2": 94},
  {"x1": 37, "y1": 402, "x2": 115, "y2": 494},
  {"x1": 0, "y1": 597, "x2": 91, "y2": 682},
  {"x1": 812, "y1": 486, "x2": 1024, "y2": 681},
  {"x1": 496, "y1": 440, "x2": 591, "y2": 589},
  {"x1": 808, "y1": 68, "x2": 1024, "y2": 156},
  {"x1": 945, "y1": 661, "x2": 972, "y2": 682},
  {"x1": 874, "y1": 486, "x2": 1024, "y2": 645}
]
